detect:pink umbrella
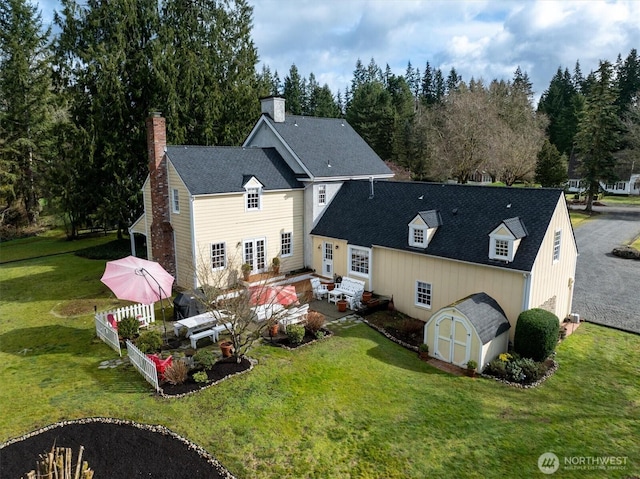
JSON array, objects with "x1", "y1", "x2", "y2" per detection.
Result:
[
  {"x1": 101, "y1": 256, "x2": 174, "y2": 342},
  {"x1": 249, "y1": 284, "x2": 298, "y2": 307},
  {"x1": 101, "y1": 256, "x2": 174, "y2": 305}
]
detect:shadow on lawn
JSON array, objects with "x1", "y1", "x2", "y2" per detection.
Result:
[
  {"x1": 0, "y1": 325, "x2": 95, "y2": 356},
  {"x1": 332, "y1": 321, "x2": 447, "y2": 376}
]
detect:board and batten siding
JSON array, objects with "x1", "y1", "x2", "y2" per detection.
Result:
[
  {"x1": 190, "y1": 189, "x2": 305, "y2": 288},
  {"x1": 371, "y1": 249, "x2": 525, "y2": 338},
  {"x1": 167, "y1": 163, "x2": 194, "y2": 288},
  {"x1": 529, "y1": 196, "x2": 578, "y2": 321}
]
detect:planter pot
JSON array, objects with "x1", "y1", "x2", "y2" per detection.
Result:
[
  {"x1": 269, "y1": 323, "x2": 280, "y2": 337},
  {"x1": 220, "y1": 341, "x2": 233, "y2": 357},
  {"x1": 362, "y1": 291, "x2": 373, "y2": 303},
  {"x1": 337, "y1": 300, "x2": 348, "y2": 312},
  {"x1": 242, "y1": 272, "x2": 250, "y2": 281},
  {"x1": 272, "y1": 266, "x2": 280, "y2": 274},
  {"x1": 325, "y1": 283, "x2": 335, "y2": 291},
  {"x1": 465, "y1": 369, "x2": 476, "y2": 378},
  {"x1": 419, "y1": 352, "x2": 429, "y2": 361}
]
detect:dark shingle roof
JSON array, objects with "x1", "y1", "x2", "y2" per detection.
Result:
[
  {"x1": 165, "y1": 146, "x2": 302, "y2": 195},
  {"x1": 502, "y1": 217, "x2": 528, "y2": 239},
  {"x1": 453, "y1": 293, "x2": 511, "y2": 344},
  {"x1": 418, "y1": 210, "x2": 443, "y2": 228},
  {"x1": 264, "y1": 115, "x2": 393, "y2": 178},
  {"x1": 311, "y1": 181, "x2": 565, "y2": 272}
]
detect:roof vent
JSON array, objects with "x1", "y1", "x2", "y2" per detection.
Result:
[
  {"x1": 418, "y1": 195, "x2": 423, "y2": 200},
  {"x1": 452, "y1": 208, "x2": 458, "y2": 215}
]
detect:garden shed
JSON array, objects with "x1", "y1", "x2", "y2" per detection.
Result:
[{"x1": 424, "y1": 292, "x2": 510, "y2": 369}]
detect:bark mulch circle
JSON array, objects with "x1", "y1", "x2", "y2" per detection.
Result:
[{"x1": 0, "y1": 418, "x2": 235, "y2": 478}]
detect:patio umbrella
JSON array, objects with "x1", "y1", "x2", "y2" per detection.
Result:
[
  {"x1": 101, "y1": 256, "x2": 174, "y2": 341},
  {"x1": 249, "y1": 284, "x2": 298, "y2": 307}
]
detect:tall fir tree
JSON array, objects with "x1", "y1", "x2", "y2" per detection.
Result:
[{"x1": 283, "y1": 64, "x2": 305, "y2": 115}]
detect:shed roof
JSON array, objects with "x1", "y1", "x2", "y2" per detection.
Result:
[
  {"x1": 165, "y1": 146, "x2": 303, "y2": 195},
  {"x1": 453, "y1": 292, "x2": 511, "y2": 344}
]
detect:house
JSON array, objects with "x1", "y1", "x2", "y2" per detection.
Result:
[
  {"x1": 130, "y1": 98, "x2": 393, "y2": 288},
  {"x1": 566, "y1": 153, "x2": 640, "y2": 196},
  {"x1": 310, "y1": 180, "x2": 577, "y2": 368},
  {"x1": 131, "y1": 97, "x2": 578, "y2": 369}
]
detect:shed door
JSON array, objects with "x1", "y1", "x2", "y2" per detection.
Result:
[{"x1": 434, "y1": 316, "x2": 471, "y2": 366}]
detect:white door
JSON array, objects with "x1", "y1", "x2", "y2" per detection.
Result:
[
  {"x1": 244, "y1": 238, "x2": 266, "y2": 272},
  {"x1": 322, "y1": 242, "x2": 333, "y2": 278},
  {"x1": 434, "y1": 315, "x2": 471, "y2": 366}
]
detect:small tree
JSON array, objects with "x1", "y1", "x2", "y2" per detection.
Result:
[
  {"x1": 513, "y1": 308, "x2": 560, "y2": 361},
  {"x1": 193, "y1": 250, "x2": 304, "y2": 363}
]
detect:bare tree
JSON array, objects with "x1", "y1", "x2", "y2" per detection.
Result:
[{"x1": 191, "y1": 249, "x2": 306, "y2": 362}]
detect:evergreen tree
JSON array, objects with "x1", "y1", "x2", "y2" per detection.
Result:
[
  {"x1": 283, "y1": 64, "x2": 304, "y2": 115},
  {"x1": 420, "y1": 61, "x2": 434, "y2": 104},
  {"x1": 575, "y1": 61, "x2": 620, "y2": 212},
  {"x1": 0, "y1": 0, "x2": 54, "y2": 225},
  {"x1": 535, "y1": 139, "x2": 568, "y2": 187},
  {"x1": 446, "y1": 67, "x2": 461, "y2": 93},
  {"x1": 615, "y1": 48, "x2": 640, "y2": 114}
]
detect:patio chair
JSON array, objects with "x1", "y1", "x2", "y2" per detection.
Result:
[
  {"x1": 106, "y1": 313, "x2": 118, "y2": 330},
  {"x1": 310, "y1": 278, "x2": 329, "y2": 300},
  {"x1": 147, "y1": 354, "x2": 173, "y2": 380}
]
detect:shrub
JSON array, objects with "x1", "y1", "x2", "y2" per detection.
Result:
[
  {"x1": 193, "y1": 349, "x2": 217, "y2": 370},
  {"x1": 192, "y1": 371, "x2": 208, "y2": 384},
  {"x1": 304, "y1": 311, "x2": 325, "y2": 333},
  {"x1": 506, "y1": 361, "x2": 525, "y2": 383},
  {"x1": 513, "y1": 308, "x2": 560, "y2": 361},
  {"x1": 117, "y1": 316, "x2": 139, "y2": 341},
  {"x1": 286, "y1": 324, "x2": 306, "y2": 345},
  {"x1": 315, "y1": 330, "x2": 325, "y2": 340},
  {"x1": 163, "y1": 360, "x2": 189, "y2": 385},
  {"x1": 136, "y1": 330, "x2": 162, "y2": 353},
  {"x1": 466, "y1": 359, "x2": 478, "y2": 370},
  {"x1": 515, "y1": 357, "x2": 548, "y2": 383},
  {"x1": 484, "y1": 358, "x2": 508, "y2": 379},
  {"x1": 419, "y1": 343, "x2": 429, "y2": 353}
]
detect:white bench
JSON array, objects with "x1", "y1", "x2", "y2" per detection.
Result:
[
  {"x1": 190, "y1": 321, "x2": 233, "y2": 349},
  {"x1": 328, "y1": 277, "x2": 365, "y2": 309},
  {"x1": 280, "y1": 304, "x2": 310, "y2": 332}
]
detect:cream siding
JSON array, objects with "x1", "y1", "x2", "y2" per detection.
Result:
[
  {"x1": 140, "y1": 177, "x2": 153, "y2": 260},
  {"x1": 190, "y1": 189, "x2": 305, "y2": 289},
  {"x1": 167, "y1": 163, "x2": 193, "y2": 288},
  {"x1": 529, "y1": 196, "x2": 578, "y2": 322}
]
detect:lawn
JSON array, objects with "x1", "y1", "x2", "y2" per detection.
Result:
[{"x1": 1, "y1": 233, "x2": 639, "y2": 478}]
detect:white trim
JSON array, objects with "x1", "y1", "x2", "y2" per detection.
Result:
[
  {"x1": 347, "y1": 245, "x2": 371, "y2": 280},
  {"x1": 415, "y1": 280, "x2": 432, "y2": 309},
  {"x1": 409, "y1": 225, "x2": 428, "y2": 248},
  {"x1": 281, "y1": 231, "x2": 293, "y2": 257},
  {"x1": 210, "y1": 241, "x2": 227, "y2": 271},
  {"x1": 171, "y1": 188, "x2": 180, "y2": 214},
  {"x1": 552, "y1": 229, "x2": 562, "y2": 263}
]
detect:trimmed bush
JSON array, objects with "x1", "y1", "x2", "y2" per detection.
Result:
[
  {"x1": 117, "y1": 316, "x2": 139, "y2": 341},
  {"x1": 136, "y1": 330, "x2": 162, "y2": 353},
  {"x1": 286, "y1": 324, "x2": 306, "y2": 345},
  {"x1": 193, "y1": 349, "x2": 217, "y2": 370},
  {"x1": 513, "y1": 308, "x2": 560, "y2": 361}
]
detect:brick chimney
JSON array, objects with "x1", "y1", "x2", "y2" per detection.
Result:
[
  {"x1": 146, "y1": 112, "x2": 176, "y2": 277},
  {"x1": 260, "y1": 96, "x2": 285, "y2": 123}
]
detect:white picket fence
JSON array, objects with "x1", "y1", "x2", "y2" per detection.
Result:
[
  {"x1": 94, "y1": 315, "x2": 122, "y2": 356},
  {"x1": 126, "y1": 340, "x2": 159, "y2": 392},
  {"x1": 95, "y1": 303, "x2": 156, "y2": 327}
]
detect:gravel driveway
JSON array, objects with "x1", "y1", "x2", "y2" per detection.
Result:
[{"x1": 571, "y1": 205, "x2": 640, "y2": 334}]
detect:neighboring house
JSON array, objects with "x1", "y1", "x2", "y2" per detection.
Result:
[
  {"x1": 566, "y1": 153, "x2": 640, "y2": 195},
  {"x1": 130, "y1": 98, "x2": 392, "y2": 288},
  {"x1": 310, "y1": 180, "x2": 578, "y2": 368},
  {"x1": 132, "y1": 97, "x2": 578, "y2": 369}
]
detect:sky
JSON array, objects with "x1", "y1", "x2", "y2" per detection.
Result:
[{"x1": 36, "y1": 0, "x2": 640, "y2": 104}]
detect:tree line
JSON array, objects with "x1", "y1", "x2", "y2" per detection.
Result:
[{"x1": 1, "y1": 0, "x2": 639, "y2": 238}]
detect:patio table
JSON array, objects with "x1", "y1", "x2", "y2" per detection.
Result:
[{"x1": 173, "y1": 310, "x2": 228, "y2": 338}]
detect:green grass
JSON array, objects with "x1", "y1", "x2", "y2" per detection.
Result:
[
  {"x1": 569, "y1": 210, "x2": 592, "y2": 228},
  {"x1": 1, "y1": 235, "x2": 639, "y2": 478},
  {"x1": 601, "y1": 195, "x2": 640, "y2": 206}
]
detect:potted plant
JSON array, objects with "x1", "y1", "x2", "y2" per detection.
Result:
[
  {"x1": 219, "y1": 340, "x2": 234, "y2": 358},
  {"x1": 268, "y1": 319, "x2": 280, "y2": 338},
  {"x1": 466, "y1": 359, "x2": 478, "y2": 377},
  {"x1": 271, "y1": 256, "x2": 280, "y2": 274},
  {"x1": 559, "y1": 325, "x2": 567, "y2": 340},
  {"x1": 362, "y1": 290, "x2": 373, "y2": 303},
  {"x1": 418, "y1": 343, "x2": 429, "y2": 361},
  {"x1": 337, "y1": 298, "x2": 348, "y2": 312},
  {"x1": 241, "y1": 263, "x2": 251, "y2": 281}
]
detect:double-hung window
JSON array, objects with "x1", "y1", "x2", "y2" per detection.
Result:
[
  {"x1": 281, "y1": 232, "x2": 292, "y2": 257},
  {"x1": 349, "y1": 246, "x2": 370, "y2": 277},
  {"x1": 172, "y1": 189, "x2": 180, "y2": 213},
  {"x1": 416, "y1": 281, "x2": 432, "y2": 308},
  {"x1": 318, "y1": 185, "x2": 326, "y2": 206},
  {"x1": 246, "y1": 187, "x2": 260, "y2": 210},
  {"x1": 552, "y1": 230, "x2": 561, "y2": 263},
  {"x1": 211, "y1": 242, "x2": 226, "y2": 270}
]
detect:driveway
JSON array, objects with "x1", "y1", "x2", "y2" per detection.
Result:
[{"x1": 571, "y1": 205, "x2": 640, "y2": 334}]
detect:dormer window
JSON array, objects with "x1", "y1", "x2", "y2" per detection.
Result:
[
  {"x1": 408, "y1": 210, "x2": 442, "y2": 248},
  {"x1": 489, "y1": 217, "x2": 527, "y2": 263},
  {"x1": 243, "y1": 176, "x2": 263, "y2": 211}
]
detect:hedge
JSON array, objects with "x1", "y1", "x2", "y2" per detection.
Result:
[{"x1": 513, "y1": 308, "x2": 560, "y2": 361}]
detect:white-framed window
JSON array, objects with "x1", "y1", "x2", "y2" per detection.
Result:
[
  {"x1": 246, "y1": 187, "x2": 260, "y2": 210},
  {"x1": 552, "y1": 230, "x2": 562, "y2": 263},
  {"x1": 494, "y1": 239, "x2": 509, "y2": 258},
  {"x1": 409, "y1": 225, "x2": 427, "y2": 248},
  {"x1": 348, "y1": 246, "x2": 370, "y2": 277},
  {"x1": 281, "y1": 232, "x2": 292, "y2": 257},
  {"x1": 172, "y1": 189, "x2": 180, "y2": 213},
  {"x1": 616, "y1": 182, "x2": 626, "y2": 190},
  {"x1": 211, "y1": 242, "x2": 226, "y2": 270},
  {"x1": 318, "y1": 185, "x2": 326, "y2": 206},
  {"x1": 415, "y1": 281, "x2": 432, "y2": 308}
]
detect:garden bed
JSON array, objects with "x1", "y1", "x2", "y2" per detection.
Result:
[{"x1": 265, "y1": 327, "x2": 332, "y2": 350}]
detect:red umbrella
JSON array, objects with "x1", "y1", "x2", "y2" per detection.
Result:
[
  {"x1": 101, "y1": 256, "x2": 174, "y2": 305},
  {"x1": 249, "y1": 284, "x2": 298, "y2": 307}
]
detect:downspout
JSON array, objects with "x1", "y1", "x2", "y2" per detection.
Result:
[
  {"x1": 128, "y1": 227, "x2": 136, "y2": 257},
  {"x1": 521, "y1": 272, "x2": 532, "y2": 312},
  {"x1": 190, "y1": 195, "x2": 198, "y2": 291}
]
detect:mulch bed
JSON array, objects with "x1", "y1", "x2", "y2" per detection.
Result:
[
  {"x1": 0, "y1": 418, "x2": 234, "y2": 478},
  {"x1": 265, "y1": 327, "x2": 332, "y2": 350}
]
